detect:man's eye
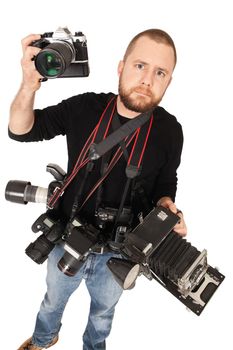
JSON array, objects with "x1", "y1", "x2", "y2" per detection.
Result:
[
  {"x1": 136, "y1": 63, "x2": 144, "y2": 70},
  {"x1": 156, "y1": 70, "x2": 166, "y2": 77}
]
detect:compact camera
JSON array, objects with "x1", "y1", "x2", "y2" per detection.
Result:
[{"x1": 31, "y1": 27, "x2": 89, "y2": 79}]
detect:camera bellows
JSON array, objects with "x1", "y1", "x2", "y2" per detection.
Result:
[{"x1": 150, "y1": 231, "x2": 201, "y2": 282}]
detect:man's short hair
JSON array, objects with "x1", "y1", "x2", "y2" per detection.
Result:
[{"x1": 124, "y1": 28, "x2": 177, "y2": 66}]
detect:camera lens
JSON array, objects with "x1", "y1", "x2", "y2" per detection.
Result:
[
  {"x1": 57, "y1": 252, "x2": 84, "y2": 277},
  {"x1": 35, "y1": 42, "x2": 74, "y2": 78},
  {"x1": 5, "y1": 180, "x2": 48, "y2": 204}
]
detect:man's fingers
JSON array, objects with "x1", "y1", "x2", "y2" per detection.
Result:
[
  {"x1": 173, "y1": 216, "x2": 187, "y2": 236},
  {"x1": 21, "y1": 34, "x2": 41, "y2": 52}
]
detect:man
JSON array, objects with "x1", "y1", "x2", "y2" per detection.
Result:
[{"x1": 9, "y1": 28, "x2": 187, "y2": 350}]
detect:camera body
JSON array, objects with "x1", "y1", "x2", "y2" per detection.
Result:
[
  {"x1": 26, "y1": 212, "x2": 65, "y2": 264},
  {"x1": 5, "y1": 164, "x2": 67, "y2": 263},
  {"x1": 31, "y1": 27, "x2": 89, "y2": 79},
  {"x1": 58, "y1": 217, "x2": 101, "y2": 276},
  {"x1": 96, "y1": 206, "x2": 133, "y2": 244}
]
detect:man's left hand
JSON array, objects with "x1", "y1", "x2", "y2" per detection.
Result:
[{"x1": 157, "y1": 196, "x2": 187, "y2": 236}]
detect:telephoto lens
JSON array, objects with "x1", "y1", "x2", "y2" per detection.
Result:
[{"x1": 5, "y1": 180, "x2": 48, "y2": 204}]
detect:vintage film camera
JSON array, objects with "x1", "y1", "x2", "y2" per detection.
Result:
[
  {"x1": 31, "y1": 27, "x2": 89, "y2": 79},
  {"x1": 107, "y1": 206, "x2": 225, "y2": 315}
]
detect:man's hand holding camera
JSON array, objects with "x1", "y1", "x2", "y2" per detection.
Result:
[
  {"x1": 157, "y1": 196, "x2": 187, "y2": 236},
  {"x1": 21, "y1": 34, "x2": 43, "y2": 90}
]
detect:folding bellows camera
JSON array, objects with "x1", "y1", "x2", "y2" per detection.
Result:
[
  {"x1": 107, "y1": 206, "x2": 225, "y2": 315},
  {"x1": 5, "y1": 164, "x2": 224, "y2": 316}
]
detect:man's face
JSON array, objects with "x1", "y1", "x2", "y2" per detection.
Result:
[{"x1": 118, "y1": 36, "x2": 175, "y2": 113}]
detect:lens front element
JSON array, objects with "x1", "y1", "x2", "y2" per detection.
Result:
[
  {"x1": 38, "y1": 51, "x2": 63, "y2": 77},
  {"x1": 35, "y1": 41, "x2": 74, "y2": 78}
]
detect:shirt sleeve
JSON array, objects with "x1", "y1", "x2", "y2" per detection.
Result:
[
  {"x1": 152, "y1": 121, "x2": 183, "y2": 204},
  {"x1": 8, "y1": 95, "x2": 83, "y2": 142}
]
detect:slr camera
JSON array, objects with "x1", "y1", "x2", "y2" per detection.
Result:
[
  {"x1": 57, "y1": 205, "x2": 133, "y2": 277},
  {"x1": 31, "y1": 27, "x2": 89, "y2": 79},
  {"x1": 5, "y1": 164, "x2": 67, "y2": 263},
  {"x1": 57, "y1": 216, "x2": 101, "y2": 277}
]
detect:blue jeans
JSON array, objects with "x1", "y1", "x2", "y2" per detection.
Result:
[{"x1": 31, "y1": 244, "x2": 123, "y2": 349}]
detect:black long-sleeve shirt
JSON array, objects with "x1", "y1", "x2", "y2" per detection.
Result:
[{"x1": 9, "y1": 92, "x2": 183, "y2": 227}]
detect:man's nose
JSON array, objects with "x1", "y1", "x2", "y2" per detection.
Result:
[{"x1": 141, "y1": 71, "x2": 153, "y2": 87}]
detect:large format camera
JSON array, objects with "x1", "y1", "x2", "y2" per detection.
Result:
[
  {"x1": 107, "y1": 206, "x2": 225, "y2": 315},
  {"x1": 31, "y1": 27, "x2": 89, "y2": 79},
  {"x1": 5, "y1": 167, "x2": 225, "y2": 315}
]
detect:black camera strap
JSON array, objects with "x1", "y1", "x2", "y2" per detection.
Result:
[
  {"x1": 94, "y1": 112, "x2": 130, "y2": 215},
  {"x1": 80, "y1": 111, "x2": 154, "y2": 223},
  {"x1": 88, "y1": 110, "x2": 152, "y2": 161},
  {"x1": 112, "y1": 113, "x2": 154, "y2": 230}
]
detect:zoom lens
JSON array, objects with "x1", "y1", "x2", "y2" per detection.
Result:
[{"x1": 35, "y1": 42, "x2": 74, "y2": 78}]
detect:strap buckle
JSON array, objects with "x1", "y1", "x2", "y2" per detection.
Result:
[{"x1": 91, "y1": 245, "x2": 105, "y2": 254}]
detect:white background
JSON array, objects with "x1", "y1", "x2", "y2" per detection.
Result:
[{"x1": 1, "y1": 0, "x2": 232, "y2": 349}]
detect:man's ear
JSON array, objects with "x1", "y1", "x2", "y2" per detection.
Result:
[{"x1": 117, "y1": 60, "x2": 124, "y2": 76}]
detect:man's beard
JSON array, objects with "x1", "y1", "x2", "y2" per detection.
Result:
[{"x1": 118, "y1": 80, "x2": 161, "y2": 113}]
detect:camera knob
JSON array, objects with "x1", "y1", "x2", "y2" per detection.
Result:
[
  {"x1": 75, "y1": 31, "x2": 83, "y2": 36},
  {"x1": 42, "y1": 32, "x2": 53, "y2": 38}
]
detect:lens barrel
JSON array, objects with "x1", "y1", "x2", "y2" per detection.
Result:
[
  {"x1": 57, "y1": 252, "x2": 84, "y2": 276},
  {"x1": 5, "y1": 180, "x2": 48, "y2": 204},
  {"x1": 35, "y1": 41, "x2": 74, "y2": 78}
]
